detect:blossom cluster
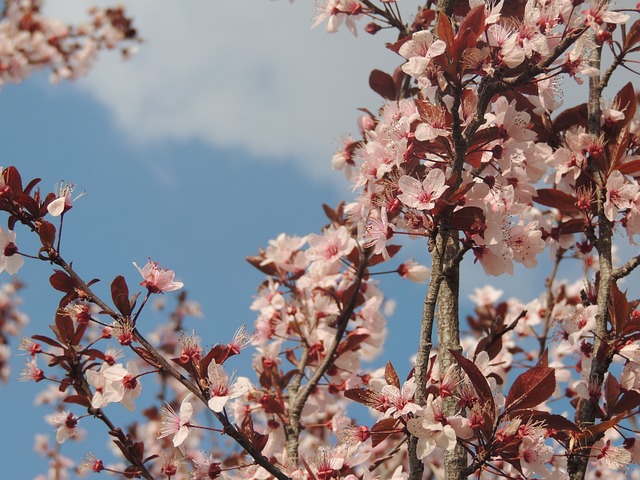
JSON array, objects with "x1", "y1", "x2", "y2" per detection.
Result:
[{"x1": 3, "y1": 0, "x2": 640, "y2": 479}]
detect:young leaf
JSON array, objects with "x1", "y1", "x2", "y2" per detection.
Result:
[
  {"x1": 369, "y1": 69, "x2": 396, "y2": 101},
  {"x1": 450, "y1": 349, "x2": 494, "y2": 413},
  {"x1": 385, "y1": 361, "x2": 401, "y2": 389},
  {"x1": 504, "y1": 365, "x2": 555, "y2": 413},
  {"x1": 371, "y1": 417, "x2": 399, "y2": 448},
  {"x1": 111, "y1": 275, "x2": 132, "y2": 317}
]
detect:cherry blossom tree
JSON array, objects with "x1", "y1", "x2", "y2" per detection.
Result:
[{"x1": 3, "y1": 0, "x2": 640, "y2": 479}]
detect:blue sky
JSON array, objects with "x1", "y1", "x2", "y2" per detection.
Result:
[{"x1": 1, "y1": 1, "x2": 630, "y2": 478}]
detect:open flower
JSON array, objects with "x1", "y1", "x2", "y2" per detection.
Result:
[
  {"x1": 207, "y1": 361, "x2": 251, "y2": 412},
  {"x1": 46, "y1": 411, "x2": 79, "y2": 444},
  {"x1": 398, "y1": 169, "x2": 448, "y2": 211},
  {"x1": 0, "y1": 227, "x2": 24, "y2": 275},
  {"x1": 47, "y1": 181, "x2": 83, "y2": 217},
  {"x1": 134, "y1": 259, "x2": 184, "y2": 294},
  {"x1": 158, "y1": 393, "x2": 193, "y2": 447}
]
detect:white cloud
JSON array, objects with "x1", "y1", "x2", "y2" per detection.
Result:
[{"x1": 44, "y1": 0, "x2": 403, "y2": 178}]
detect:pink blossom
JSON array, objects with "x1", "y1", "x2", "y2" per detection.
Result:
[
  {"x1": 363, "y1": 208, "x2": 395, "y2": 259},
  {"x1": 397, "y1": 259, "x2": 430, "y2": 283},
  {"x1": 0, "y1": 227, "x2": 24, "y2": 275},
  {"x1": 133, "y1": 259, "x2": 184, "y2": 294},
  {"x1": 399, "y1": 30, "x2": 447, "y2": 78},
  {"x1": 158, "y1": 393, "x2": 194, "y2": 447},
  {"x1": 191, "y1": 455, "x2": 223, "y2": 480},
  {"x1": 45, "y1": 411, "x2": 79, "y2": 444},
  {"x1": 47, "y1": 181, "x2": 83, "y2": 217},
  {"x1": 406, "y1": 394, "x2": 458, "y2": 458},
  {"x1": 604, "y1": 170, "x2": 639, "y2": 222},
  {"x1": 101, "y1": 361, "x2": 143, "y2": 411},
  {"x1": 398, "y1": 169, "x2": 448, "y2": 211},
  {"x1": 520, "y1": 435, "x2": 554, "y2": 477},
  {"x1": 207, "y1": 361, "x2": 251, "y2": 412},
  {"x1": 381, "y1": 377, "x2": 421, "y2": 418},
  {"x1": 306, "y1": 225, "x2": 356, "y2": 270}
]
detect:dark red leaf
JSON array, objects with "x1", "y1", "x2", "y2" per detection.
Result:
[
  {"x1": 534, "y1": 189, "x2": 581, "y2": 215},
  {"x1": 369, "y1": 69, "x2": 396, "y2": 101},
  {"x1": 54, "y1": 310, "x2": 75, "y2": 344},
  {"x1": 31, "y1": 334, "x2": 64, "y2": 349},
  {"x1": 616, "y1": 159, "x2": 640, "y2": 176},
  {"x1": 450, "y1": 207, "x2": 485, "y2": 234},
  {"x1": 3, "y1": 166, "x2": 23, "y2": 195},
  {"x1": 111, "y1": 275, "x2": 132, "y2": 317},
  {"x1": 23, "y1": 177, "x2": 41, "y2": 196},
  {"x1": 450, "y1": 350, "x2": 495, "y2": 415},
  {"x1": 436, "y1": 12, "x2": 454, "y2": 56},
  {"x1": 509, "y1": 409, "x2": 581, "y2": 434},
  {"x1": 37, "y1": 221, "x2": 56, "y2": 248},
  {"x1": 200, "y1": 344, "x2": 230, "y2": 376},
  {"x1": 63, "y1": 395, "x2": 91, "y2": 407},
  {"x1": 344, "y1": 388, "x2": 379, "y2": 409},
  {"x1": 504, "y1": 365, "x2": 555, "y2": 413},
  {"x1": 246, "y1": 255, "x2": 279, "y2": 276},
  {"x1": 50, "y1": 270, "x2": 75, "y2": 293},
  {"x1": 609, "y1": 282, "x2": 630, "y2": 335},
  {"x1": 603, "y1": 373, "x2": 621, "y2": 414},
  {"x1": 624, "y1": 19, "x2": 640, "y2": 50},
  {"x1": 553, "y1": 103, "x2": 588, "y2": 132},
  {"x1": 14, "y1": 194, "x2": 40, "y2": 218},
  {"x1": 371, "y1": 417, "x2": 399, "y2": 448},
  {"x1": 337, "y1": 332, "x2": 369, "y2": 355},
  {"x1": 612, "y1": 390, "x2": 640, "y2": 415},
  {"x1": 367, "y1": 244, "x2": 401, "y2": 266},
  {"x1": 385, "y1": 361, "x2": 401, "y2": 389},
  {"x1": 612, "y1": 82, "x2": 636, "y2": 128}
]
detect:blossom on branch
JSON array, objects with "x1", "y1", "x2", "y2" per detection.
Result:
[
  {"x1": 133, "y1": 259, "x2": 184, "y2": 294},
  {"x1": 0, "y1": 227, "x2": 23, "y2": 275}
]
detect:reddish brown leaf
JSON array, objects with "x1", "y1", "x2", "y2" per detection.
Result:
[
  {"x1": 436, "y1": 11, "x2": 454, "y2": 55},
  {"x1": 111, "y1": 275, "x2": 132, "y2": 317},
  {"x1": 509, "y1": 409, "x2": 581, "y2": 434},
  {"x1": 54, "y1": 310, "x2": 74, "y2": 344},
  {"x1": 3, "y1": 166, "x2": 23, "y2": 195},
  {"x1": 369, "y1": 69, "x2": 397, "y2": 100},
  {"x1": 558, "y1": 218, "x2": 587, "y2": 235},
  {"x1": 609, "y1": 282, "x2": 630, "y2": 335},
  {"x1": 200, "y1": 344, "x2": 230, "y2": 377},
  {"x1": 63, "y1": 395, "x2": 91, "y2": 407},
  {"x1": 245, "y1": 255, "x2": 279, "y2": 276},
  {"x1": 616, "y1": 159, "x2": 640, "y2": 176},
  {"x1": 612, "y1": 390, "x2": 640, "y2": 415},
  {"x1": 31, "y1": 334, "x2": 63, "y2": 349},
  {"x1": 450, "y1": 207, "x2": 485, "y2": 235},
  {"x1": 385, "y1": 361, "x2": 401, "y2": 389},
  {"x1": 14, "y1": 193, "x2": 40, "y2": 218},
  {"x1": 344, "y1": 387, "x2": 379, "y2": 409},
  {"x1": 450, "y1": 349, "x2": 495, "y2": 415},
  {"x1": 371, "y1": 417, "x2": 399, "y2": 448},
  {"x1": 504, "y1": 365, "x2": 555, "y2": 413},
  {"x1": 23, "y1": 177, "x2": 41, "y2": 196},
  {"x1": 603, "y1": 373, "x2": 621, "y2": 414},
  {"x1": 624, "y1": 19, "x2": 640, "y2": 50},
  {"x1": 583, "y1": 414, "x2": 626, "y2": 438},
  {"x1": 612, "y1": 82, "x2": 636, "y2": 128},
  {"x1": 337, "y1": 332, "x2": 369, "y2": 356},
  {"x1": 50, "y1": 270, "x2": 75, "y2": 293},
  {"x1": 553, "y1": 103, "x2": 588, "y2": 132},
  {"x1": 534, "y1": 189, "x2": 581, "y2": 215},
  {"x1": 368, "y1": 244, "x2": 401, "y2": 266},
  {"x1": 38, "y1": 221, "x2": 56, "y2": 248},
  {"x1": 459, "y1": 5, "x2": 485, "y2": 40}
]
